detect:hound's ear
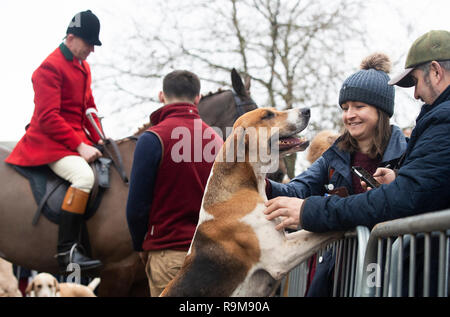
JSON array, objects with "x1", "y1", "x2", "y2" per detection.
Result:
[
  {"x1": 234, "y1": 126, "x2": 246, "y2": 143},
  {"x1": 223, "y1": 126, "x2": 245, "y2": 163},
  {"x1": 53, "y1": 277, "x2": 60, "y2": 292},
  {"x1": 25, "y1": 281, "x2": 34, "y2": 295},
  {"x1": 234, "y1": 126, "x2": 249, "y2": 162},
  {"x1": 231, "y1": 68, "x2": 249, "y2": 98}
]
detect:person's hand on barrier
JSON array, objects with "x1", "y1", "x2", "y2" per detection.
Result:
[
  {"x1": 264, "y1": 196, "x2": 304, "y2": 231},
  {"x1": 77, "y1": 142, "x2": 102, "y2": 162},
  {"x1": 361, "y1": 167, "x2": 396, "y2": 191}
]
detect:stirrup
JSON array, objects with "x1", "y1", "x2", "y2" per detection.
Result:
[
  {"x1": 55, "y1": 243, "x2": 102, "y2": 273},
  {"x1": 69, "y1": 243, "x2": 78, "y2": 262},
  {"x1": 54, "y1": 243, "x2": 81, "y2": 260}
]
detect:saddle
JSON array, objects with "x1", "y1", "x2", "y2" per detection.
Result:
[{"x1": 13, "y1": 157, "x2": 112, "y2": 225}]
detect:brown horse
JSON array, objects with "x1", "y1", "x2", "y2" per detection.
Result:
[
  {"x1": 0, "y1": 69, "x2": 262, "y2": 297},
  {"x1": 0, "y1": 138, "x2": 149, "y2": 297}
]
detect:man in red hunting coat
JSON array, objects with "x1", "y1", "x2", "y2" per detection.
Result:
[{"x1": 6, "y1": 10, "x2": 104, "y2": 273}]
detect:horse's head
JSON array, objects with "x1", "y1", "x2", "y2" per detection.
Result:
[
  {"x1": 198, "y1": 68, "x2": 258, "y2": 140},
  {"x1": 231, "y1": 68, "x2": 257, "y2": 118}
]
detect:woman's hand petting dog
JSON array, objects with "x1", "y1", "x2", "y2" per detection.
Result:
[{"x1": 264, "y1": 196, "x2": 304, "y2": 231}]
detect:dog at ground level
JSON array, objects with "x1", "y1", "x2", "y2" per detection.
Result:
[
  {"x1": 26, "y1": 272, "x2": 100, "y2": 297},
  {"x1": 161, "y1": 108, "x2": 343, "y2": 296}
]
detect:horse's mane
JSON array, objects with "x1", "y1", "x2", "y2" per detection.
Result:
[
  {"x1": 133, "y1": 122, "x2": 152, "y2": 137},
  {"x1": 200, "y1": 88, "x2": 230, "y2": 101},
  {"x1": 114, "y1": 121, "x2": 150, "y2": 145}
]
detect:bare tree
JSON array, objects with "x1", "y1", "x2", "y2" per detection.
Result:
[
  {"x1": 94, "y1": 0, "x2": 368, "y2": 175},
  {"x1": 96, "y1": 0, "x2": 367, "y2": 128}
]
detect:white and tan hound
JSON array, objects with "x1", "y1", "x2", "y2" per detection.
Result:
[{"x1": 161, "y1": 108, "x2": 343, "y2": 296}]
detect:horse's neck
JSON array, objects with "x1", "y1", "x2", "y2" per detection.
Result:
[{"x1": 115, "y1": 138, "x2": 136, "y2": 170}]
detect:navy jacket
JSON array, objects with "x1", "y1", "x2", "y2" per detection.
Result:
[
  {"x1": 270, "y1": 125, "x2": 407, "y2": 199},
  {"x1": 300, "y1": 86, "x2": 450, "y2": 232}
]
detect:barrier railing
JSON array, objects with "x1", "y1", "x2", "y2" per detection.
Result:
[
  {"x1": 361, "y1": 209, "x2": 450, "y2": 297},
  {"x1": 283, "y1": 209, "x2": 450, "y2": 297},
  {"x1": 281, "y1": 226, "x2": 370, "y2": 297}
]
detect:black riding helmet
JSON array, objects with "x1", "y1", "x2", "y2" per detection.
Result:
[{"x1": 66, "y1": 10, "x2": 102, "y2": 46}]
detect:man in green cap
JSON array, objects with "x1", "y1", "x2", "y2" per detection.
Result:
[{"x1": 264, "y1": 30, "x2": 450, "y2": 296}]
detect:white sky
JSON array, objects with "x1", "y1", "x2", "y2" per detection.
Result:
[{"x1": 0, "y1": 0, "x2": 449, "y2": 141}]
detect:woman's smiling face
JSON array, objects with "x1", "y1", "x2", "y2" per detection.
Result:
[{"x1": 341, "y1": 101, "x2": 379, "y2": 142}]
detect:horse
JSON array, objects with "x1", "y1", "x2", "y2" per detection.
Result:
[
  {"x1": 0, "y1": 137, "x2": 148, "y2": 297},
  {"x1": 0, "y1": 69, "x2": 261, "y2": 297}
]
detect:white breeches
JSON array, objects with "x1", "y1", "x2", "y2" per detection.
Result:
[{"x1": 48, "y1": 156, "x2": 94, "y2": 193}]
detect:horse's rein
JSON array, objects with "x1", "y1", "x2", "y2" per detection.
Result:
[{"x1": 102, "y1": 138, "x2": 129, "y2": 184}]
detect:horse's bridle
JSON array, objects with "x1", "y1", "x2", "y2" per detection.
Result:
[{"x1": 231, "y1": 89, "x2": 258, "y2": 118}]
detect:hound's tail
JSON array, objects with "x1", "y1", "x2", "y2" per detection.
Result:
[{"x1": 87, "y1": 277, "x2": 101, "y2": 291}]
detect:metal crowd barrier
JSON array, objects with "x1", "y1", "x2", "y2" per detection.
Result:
[
  {"x1": 281, "y1": 226, "x2": 370, "y2": 297},
  {"x1": 282, "y1": 209, "x2": 450, "y2": 297},
  {"x1": 361, "y1": 209, "x2": 450, "y2": 297}
]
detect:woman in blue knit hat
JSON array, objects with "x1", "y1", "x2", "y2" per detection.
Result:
[{"x1": 264, "y1": 53, "x2": 407, "y2": 296}]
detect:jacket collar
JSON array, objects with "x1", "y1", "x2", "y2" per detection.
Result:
[
  {"x1": 417, "y1": 84, "x2": 450, "y2": 122},
  {"x1": 382, "y1": 125, "x2": 407, "y2": 163},
  {"x1": 59, "y1": 43, "x2": 74, "y2": 61},
  {"x1": 150, "y1": 103, "x2": 200, "y2": 126},
  {"x1": 58, "y1": 43, "x2": 87, "y2": 74},
  {"x1": 435, "y1": 84, "x2": 450, "y2": 104},
  {"x1": 325, "y1": 137, "x2": 349, "y2": 164}
]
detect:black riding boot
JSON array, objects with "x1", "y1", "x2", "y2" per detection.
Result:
[
  {"x1": 56, "y1": 186, "x2": 102, "y2": 273},
  {"x1": 56, "y1": 210, "x2": 102, "y2": 273}
]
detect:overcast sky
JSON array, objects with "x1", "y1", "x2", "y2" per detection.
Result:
[{"x1": 0, "y1": 0, "x2": 449, "y2": 141}]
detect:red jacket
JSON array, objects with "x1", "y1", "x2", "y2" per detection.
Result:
[
  {"x1": 5, "y1": 43, "x2": 101, "y2": 166},
  {"x1": 142, "y1": 103, "x2": 223, "y2": 251}
]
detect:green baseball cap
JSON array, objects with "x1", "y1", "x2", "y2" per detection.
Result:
[{"x1": 389, "y1": 30, "x2": 450, "y2": 87}]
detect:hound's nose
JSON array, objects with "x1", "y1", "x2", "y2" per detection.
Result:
[{"x1": 300, "y1": 108, "x2": 310, "y2": 117}]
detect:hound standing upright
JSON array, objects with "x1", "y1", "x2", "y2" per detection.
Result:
[{"x1": 161, "y1": 107, "x2": 343, "y2": 296}]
